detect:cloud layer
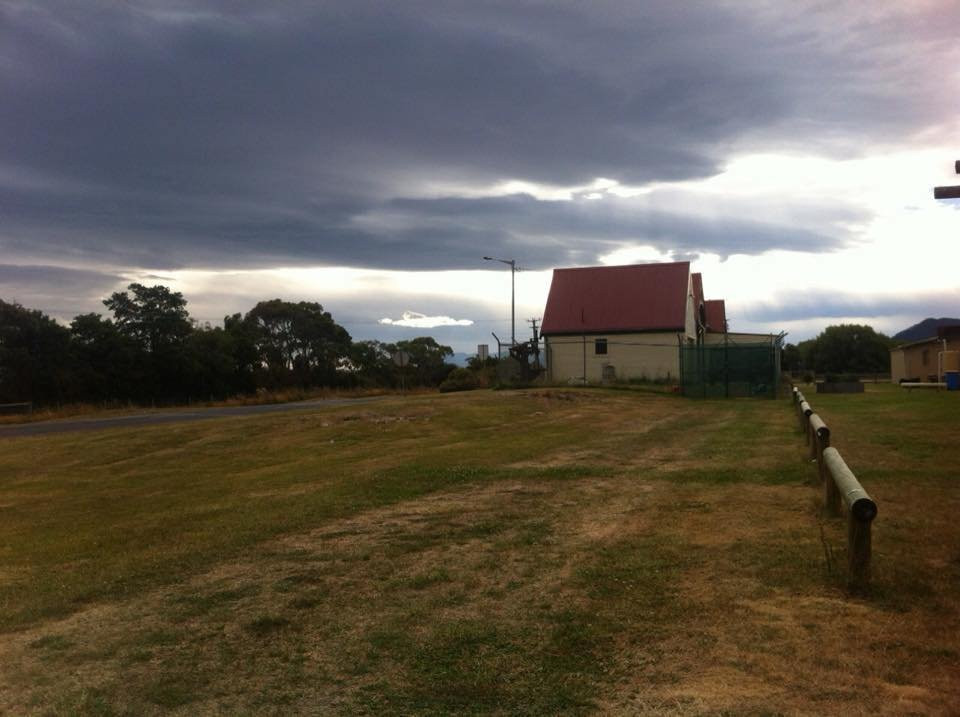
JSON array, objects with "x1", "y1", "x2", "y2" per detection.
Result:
[{"x1": 3, "y1": 1, "x2": 958, "y2": 277}]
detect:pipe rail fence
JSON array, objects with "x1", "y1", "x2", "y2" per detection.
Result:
[
  {"x1": 792, "y1": 386, "x2": 877, "y2": 589},
  {"x1": 0, "y1": 402, "x2": 32, "y2": 416}
]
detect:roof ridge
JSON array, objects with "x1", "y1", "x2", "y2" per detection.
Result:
[{"x1": 552, "y1": 260, "x2": 690, "y2": 272}]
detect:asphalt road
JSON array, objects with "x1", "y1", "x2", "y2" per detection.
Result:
[{"x1": 0, "y1": 396, "x2": 388, "y2": 439}]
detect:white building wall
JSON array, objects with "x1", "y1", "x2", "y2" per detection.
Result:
[
  {"x1": 685, "y1": 274, "x2": 697, "y2": 341},
  {"x1": 545, "y1": 332, "x2": 683, "y2": 383}
]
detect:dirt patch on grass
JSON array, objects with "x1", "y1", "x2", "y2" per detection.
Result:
[{"x1": 6, "y1": 467, "x2": 957, "y2": 715}]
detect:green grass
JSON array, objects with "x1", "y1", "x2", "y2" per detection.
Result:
[
  {"x1": 1, "y1": 385, "x2": 959, "y2": 714},
  {"x1": 0, "y1": 391, "x2": 685, "y2": 632}
]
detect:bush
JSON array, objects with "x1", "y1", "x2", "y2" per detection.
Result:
[
  {"x1": 823, "y1": 373, "x2": 860, "y2": 383},
  {"x1": 438, "y1": 368, "x2": 480, "y2": 393}
]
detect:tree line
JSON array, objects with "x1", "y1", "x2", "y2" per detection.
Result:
[
  {"x1": 0, "y1": 284, "x2": 460, "y2": 407},
  {"x1": 781, "y1": 323, "x2": 893, "y2": 377}
]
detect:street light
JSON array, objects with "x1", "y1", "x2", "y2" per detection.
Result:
[
  {"x1": 933, "y1": 160, "x2": 960, "y2": 199},
  {"x1": 483, "y1": 256, "x2": 518, "y2": 346}
]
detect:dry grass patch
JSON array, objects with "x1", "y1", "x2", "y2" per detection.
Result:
[{"x1": 1, "y1": 387, "x2": 958, "y2": 713}]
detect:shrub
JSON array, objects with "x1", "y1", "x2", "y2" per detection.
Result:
[{"x1": 439, "y1": 367, "x2": 480, "y2": 393}]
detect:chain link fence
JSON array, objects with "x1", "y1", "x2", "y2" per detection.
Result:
[{"x1": 679, "y1": 338, "x2": 782, "y2": 399}]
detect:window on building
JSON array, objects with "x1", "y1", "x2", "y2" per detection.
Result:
[
  {"x1": 595, "y1": 338, "x2": 607, "y2": 355},
  {"x1": 922, "y1": 349, "x2": 929, "y2": 366}
]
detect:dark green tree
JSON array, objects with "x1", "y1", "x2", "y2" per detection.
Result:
[
  {"x1": 103, "y1": 284, "x2": 195, "y2": 402},
  {"x1": 781, "y1": 343, "x2": 801, "y2": 372},
  {"x1": 183, "y1": 326, "x2": 245, "y2": 401},
  {"x1": 104, "y1": 283, "x2": 192, "y2": 352},
  {"x1": 243, "y1": 300, "x2": 352, "y2": 387},
  {"x1": 349, "y1": 339, "x2": 397, "y2": 387},
  {"x1": 224, "y1": 313, "x2": 260, "y2": 393},
  {"x1": 68, "y1": 313, "x2": 143, "y2": 402},
  {"x1": 0, "y1": 300, "x2": 71, "y2": 405},
  {"x1": 396, "y1": 336, "x2": 456, "y2": 386},
  {"x1": 810, "y1": 324, "x2": 892, "y2": 374}
]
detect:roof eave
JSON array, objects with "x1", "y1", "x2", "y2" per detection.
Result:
[{"x1": 542, "y1": 326, "x2": 686, "y2": 337}]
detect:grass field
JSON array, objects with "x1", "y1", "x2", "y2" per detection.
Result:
[{"x1": 1, "y1": 385, "x2": 958, "y2": 714}]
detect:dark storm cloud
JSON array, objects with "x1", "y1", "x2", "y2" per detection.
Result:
[
  {"x1": 1, "y1": 1, "x2": 957, "y2": 272},
  {"x1": 0, "y1": 181, "x2": 863, "y2": 270}
]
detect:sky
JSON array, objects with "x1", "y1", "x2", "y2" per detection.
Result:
[{"x1": 2, "y1": 0, "x2": 959, "y2": 353}]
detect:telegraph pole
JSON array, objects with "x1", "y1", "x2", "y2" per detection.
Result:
[
  {"x1": 528, "y1": 317, "x2": 540, "y2": 344},
  {"x1": 483, "y1": 256, "x2": 521, "y2": 346}
]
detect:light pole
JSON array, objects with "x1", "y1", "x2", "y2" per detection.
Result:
[
  {"x1": 483, "y1": 256, "x2": 518, "y2": 347},
  {"x1": 933, "y1": 160, "x2": 960, "y2": 199}
]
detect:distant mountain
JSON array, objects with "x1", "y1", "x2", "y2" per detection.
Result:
[{"x1": 893, "y1": 317, "x2": 960, "y2": 343}]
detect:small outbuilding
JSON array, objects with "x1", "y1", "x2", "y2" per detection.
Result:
[{"x1": 890, "y1": 326, "x2": 960, "y2": 383}]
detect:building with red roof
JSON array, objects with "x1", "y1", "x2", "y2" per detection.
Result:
[
  {"x1": 704, "y1": 299, "x2": 727, "y2": 333},
  {"x1": 540, "y1": 261, "x2": 738, "y2": 383}
]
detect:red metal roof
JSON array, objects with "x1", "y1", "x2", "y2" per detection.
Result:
[
  {"x1": 541, "y1": 262, "x2": 690, "y2": 335},
  {"x1": 705, "y1": 299, "x2": 726, "y2": 333}
]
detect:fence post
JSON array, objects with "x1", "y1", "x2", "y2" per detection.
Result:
[
  {"x1": 808, "y1": 413, "x2": 825, "y2": 461},
  {"x1": 847, "y1": 513, "x2": 873, "y2": 591},
  {"x1": 809, "y1": 414, "x2": 838, "y2": 514},
  {"x1": 799, "y1": 400, "x2": 812, "y2": 441},
  {"x1": 822, "y1": 447, "x2": 877, "y2": 588}
]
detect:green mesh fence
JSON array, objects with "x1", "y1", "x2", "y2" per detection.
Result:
[{"x1": 680, "y1": 340, "x2": 781, "y2": 399}]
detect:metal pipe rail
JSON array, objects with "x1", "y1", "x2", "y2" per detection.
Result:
[
  {"x1": 0, "y1": 402, "x2": 32, "y2": 415},
  {"x1": 900, "y1": 382, "x2": 945, "y2": 391}
]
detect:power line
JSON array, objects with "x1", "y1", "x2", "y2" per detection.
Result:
[{"x1": 342, "y1": 317, "x2": 509, "y2": 326}]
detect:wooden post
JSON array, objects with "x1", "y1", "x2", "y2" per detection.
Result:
[
  {"x1": 810, "y1": 415, "x2": 836, "y2": 511},
  {"x1": 799, "y1": 400, "x2": 812, "y2": 440},
  {"x1": 808, "y1": 413, "x2": 827, "y2": 461},
  {"x1": 822, "y1": 447, "x2": 877, "y2": 588},
  {"x1": 848, "y1": 515, "x2": 873, "y2": 591}
]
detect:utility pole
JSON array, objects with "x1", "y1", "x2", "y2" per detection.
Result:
[
  {"x1": 933, "y1": 160, "x2": 960, "y2": 199},
  {"x1": 527, "y1": 318, "x2": 542, "y2": 371},
  {"x1": 483, "y1": 256, "x2": 520, "y2": 346},
  {"x1": 528, "y1": 317, "x2": 540, "y2": 344}
]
